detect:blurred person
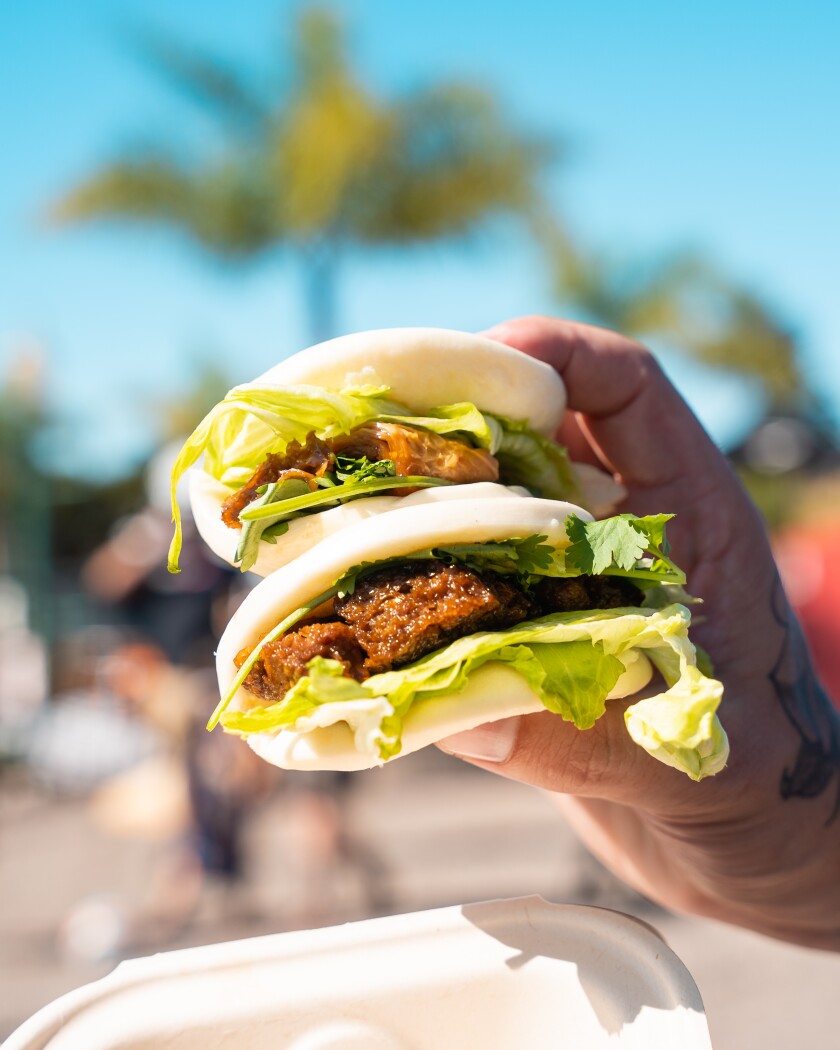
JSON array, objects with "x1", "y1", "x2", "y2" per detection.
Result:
[
  {"x1": 82, "y1": 444, "x2": 243, "y2": 667},
  {"x1": 184, "y1": 668, "x2": 275, "y2": 884},
  {"x1": 88, "y1": 648, "x2": 269, "y2": 942},
  {"x1": 436, "y1": 315, "x2": 840, "y2": 951},
  {"x1": 183, "y1": 681, "x2": 392, "y2": 930},
  {"x1": 82, "y1": 510, "x2": 239, "y2": 667},
  {"x1": 25, "y1": 626, "x2": 163, "y2": 797},
  {"x1": 270, "y1": 770, "x2": 394, "y2": 928},
  {"x1": 99, "y1": 638, "x2": 196, "y2": 745}
]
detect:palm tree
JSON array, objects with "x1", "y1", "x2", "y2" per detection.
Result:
[
  {"x1": 546, "y1": 228, "x2": 806, "y2": 409},
  {"x1": 48, "y1": 7, "x2": 553, "y2": 343}
]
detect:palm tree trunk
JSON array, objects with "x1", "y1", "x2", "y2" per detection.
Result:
[{"x1": 303, "y1": 242, "x2": 338, "y2": 346}]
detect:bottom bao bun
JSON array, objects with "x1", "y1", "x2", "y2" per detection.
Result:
[{"x1": 213, "y1": 499, "x2": 729, "y2": 780}]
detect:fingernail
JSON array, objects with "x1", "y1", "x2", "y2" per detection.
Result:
[{"x1": 437, "y1": 717, "x2": 519, "y2": 763}]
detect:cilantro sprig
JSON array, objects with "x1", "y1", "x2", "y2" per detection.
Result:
[
  {"x1": 564, "y1": 513, "x2": 685, "y2": 585},
  {"x1": 436, "y1": 535, "x2": 555, "y2": 577},
  {"x1": 334, "y1": 455, "x2": 397, "y2": 483}
]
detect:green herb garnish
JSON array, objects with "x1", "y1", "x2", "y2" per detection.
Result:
[
  {"x1": 238, "y1": 474, "x2": 452, "y2": 526},
  {"x1": 564, "y1": 513, "x2": 685, "y2": 584},
  {"x1": 234, "y1": 478, "x2": 309, "y2": 572}
]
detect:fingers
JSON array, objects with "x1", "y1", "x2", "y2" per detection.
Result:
[
  {"x1": 483, "y1": 316, "x2": 722, "y2": 490},
  {"x1": 555, "y1": 411, "x2": 608, "y2": 471}
]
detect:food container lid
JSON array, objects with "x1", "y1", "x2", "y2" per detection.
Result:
[{"x1": 4, "y1": 896, "x2": 712, "y2": 1049}]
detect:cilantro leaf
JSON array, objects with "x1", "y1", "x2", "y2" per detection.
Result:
[{"x1": 564, "y1": 513, "x2": 684, "y2": 584}]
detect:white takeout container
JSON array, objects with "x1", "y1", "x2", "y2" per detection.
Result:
[{"x1": 4, "y1": 896, "x2": 712, "y2": 1049}]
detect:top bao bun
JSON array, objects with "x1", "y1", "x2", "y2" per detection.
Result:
[
  {"x1": 181, "y1": 328, "x2": 624, "y2": 577},
  {"x1": 258, "y1": 327, "x2": 566, "y2": 434},
  {"x1": 215, "y1": 495, "x2": 655, "y2": 772}
]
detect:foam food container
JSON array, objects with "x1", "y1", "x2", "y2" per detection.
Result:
[{"x1": 5, "y1": 896, "x2": 712, "y2": 1049}]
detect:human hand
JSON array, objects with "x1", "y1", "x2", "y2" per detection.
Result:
[{"x1": 438, "y1": 315, "x2": 840, "y2": 949}]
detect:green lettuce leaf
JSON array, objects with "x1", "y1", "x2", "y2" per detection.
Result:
[
  {"x1": 377, "y1": 401, "x2": 496, "y2": 448},
  {"x1": 510, "y1": 641, "x2": 624, "y2": 725},
  {"x1": 490, "y1": 414, "x2": 581, "y2": 502},
  {"x1": 220, "y1": 603, "x2": 728, "y2": 780}
]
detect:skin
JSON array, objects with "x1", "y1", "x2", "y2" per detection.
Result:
[{"x1": 437, "y1": 315, "x2": 840, "y2": 950}]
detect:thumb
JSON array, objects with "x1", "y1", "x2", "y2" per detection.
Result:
[{"x1": 437, "y1": 704, "x2": 687, "y2": 808}]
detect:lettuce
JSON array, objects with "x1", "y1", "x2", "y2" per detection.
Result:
[
  {"x1": 220, "y1": 603, "x2": 728, "y2": 781},
  {"x1": 490, "y1": 414, "x2": 581, "y2": 502}
]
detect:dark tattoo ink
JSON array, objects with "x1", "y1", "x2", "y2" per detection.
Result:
[{"x1": 769, "y1": 576, "x2": 840, "y2": 824}]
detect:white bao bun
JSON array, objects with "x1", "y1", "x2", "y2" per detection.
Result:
[
  {"x1": 192, "y1": 475, "x2": 534, "y2": 578},
  {"x1": 216, "y1": 498, "x2": 653, "y2": 771},
  {"x1": 190, "y1": 327, "x2": 588, "y2": 575},
  {"x1": 255, "y1": 327, "x2": 566, "y2": 435}
]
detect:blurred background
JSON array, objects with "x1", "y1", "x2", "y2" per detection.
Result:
[{"x1": 2, "y1": 2, "x2": 839, "y2": 1047}]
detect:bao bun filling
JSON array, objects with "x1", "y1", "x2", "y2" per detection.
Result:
[
  {"x1": 211, "y1": 499, "x2": 727, "y2": 781},
  {"x1": 236, "y1": 559, "x2": 643, "y2": 705},
  {"x1": 222, "y1": 422, "x2": 500, "y2": 530}
]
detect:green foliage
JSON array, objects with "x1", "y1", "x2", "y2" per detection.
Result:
[
  {"x1": 545, "y1": 226, "x2": 808, "y2": 410},
  {"x1": 48, "y1": 6, "x2": 553, "y2": 340}
]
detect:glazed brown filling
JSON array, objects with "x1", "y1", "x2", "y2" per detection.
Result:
[
  {"x1": 221, "y1": 433, "x2": 334, "y2": 528},
  {"x1": 235, "y1": 561, "x2": 643, "y2": 704},
  {"x1": 220, "y1": 423, "x2": 499, "y2": 529}
]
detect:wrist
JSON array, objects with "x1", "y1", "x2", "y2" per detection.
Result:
[{"x1": 653, "y1": 667, "x2": 840, "y2": 949}]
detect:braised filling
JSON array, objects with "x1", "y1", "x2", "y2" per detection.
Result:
[
  {"x1": 221, "y1": 424, "x2": 499, "y2": 529},
  {"x1": 235, "y1": 561, "x2": 643, "y2": 703}
]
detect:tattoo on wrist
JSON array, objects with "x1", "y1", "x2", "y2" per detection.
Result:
[{"x1": 769, "y1": 576, "x2": 840, "y2": 824}]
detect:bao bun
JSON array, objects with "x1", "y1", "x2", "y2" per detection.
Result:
[
  {"x1": 216, "y1": 498, "x2": 653, "y2": 771},
  {"x1": 256, "y1": 327, "x2": 566, "y2": 433},
  {"x1": 190, "y1": 327, "x2": 622, "y2": 575}
]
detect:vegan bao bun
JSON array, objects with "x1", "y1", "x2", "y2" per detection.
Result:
[
  {"x1": 211, "y1": 497, "x2": 728, "y2": 780},
  {"x1": 169, "y1": 328, "x2": 624, "y2": 576}
]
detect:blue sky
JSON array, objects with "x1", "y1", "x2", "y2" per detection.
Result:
[{"x1": 2, "y1": 0, "x2": 839, "y2": 478}]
